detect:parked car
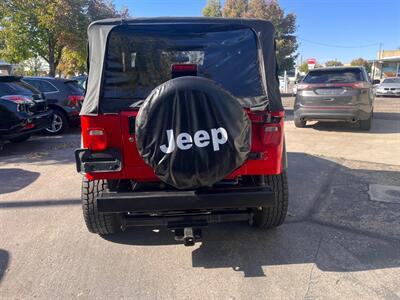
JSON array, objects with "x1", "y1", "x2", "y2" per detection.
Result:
[
  {"x1": 0, "y1": 76, "x2": 52, "y2": 147},
  {"x1": 22, "y1": 77, "x2": 84, "y2": 135},
  {"x1": 75, "y1": 17, "x2": 288, "y2": 245},
  {"x1": 293, "y1": 67, "x2": 374, "y2": 130},
  {"x1": 374, "y1": 77, "x2": 400, "y2": 97}
]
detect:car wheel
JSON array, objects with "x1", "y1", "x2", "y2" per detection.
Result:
[
  {"x1": 294, "y1": 117, "x2": 306, "y2": 128},
  {"x1": 251, "y1": 171, "x2": 289, "y2": 229},
  {"x1": 46, "y1": 109, "x2": 68, "y2": 135},
  {"x1": 9, "y1": 134, "x2": 31, "y2": 143},
  {"x1": 359, "y1": 114, "x2": 372, "y2": 131},
  {"x1": 81, "y1": 177, "x2": 122, "y2": 235}
]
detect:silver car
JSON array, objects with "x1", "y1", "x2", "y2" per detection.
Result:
[
  {"x1": 375, "y1": 77, "x2": 400, "y2": 97},
  {"x1": 293, "y1": 67, "x2": 374, "y2": 130}
]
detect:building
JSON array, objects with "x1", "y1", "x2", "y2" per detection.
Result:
[
  {"x1": 371, "y1": 50, "x2": 400, "y2": 80},
  {"x1": 0, "y1": 60, "x2": 12, "y2": 76}
]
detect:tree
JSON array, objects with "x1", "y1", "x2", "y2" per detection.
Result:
[
  {"x1": 245, "y1": 0, "x2": 298, "y2": 71},
  {"x1": 202, "y1": 0, "x2": 222, "y2": 17},
  {"x1": 325, "y1": 60, "x2": 343, "y2": 67},
  {"x1": 298, "y1": 61, "x2": 308, "y2": 73},
  {"x1": 0, "y1": 0, "x2": 129, "y2": 77},
  {"x1": 222, "y1": 0, "x2": 247, "y2": 17},
  {"x1": 58, "y1": 0, "x2": 129, "y2": 76},
  {"x1": 350, "y1": 57, "x2": 372, "y2": 73},
  {"x1": 0, "y1": 0, "x2": 87, "y2": 77}
]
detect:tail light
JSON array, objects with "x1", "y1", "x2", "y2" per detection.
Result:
[
  {"x1": 171, "y1": 64, "x2": 197, "y2": 78},
  {"x1": 296, "y1": 84, "x2": 311, "y2": 91},
  {"x1": 262, "y1": 111, "x2": 284, "y2": 146},
  {"x1": 2, "y1": 95, "x2": 33, "y2": 104},
  {"x1": 350, "y1": 82, "x2": 369, "y2": 89},
  {"x1": 86, "y1": 128, "x2": 107, "y2": 151},
  {"x1": 67, "y1": 95, "x2": 84, "y2": 107}
]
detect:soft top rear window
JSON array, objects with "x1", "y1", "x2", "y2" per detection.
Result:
[
  {"x1": 304, "y1": 68, "x2": 363, "y2": 84},
  {"x1": 101, "y1": 24, "x2": 264, "y2": 112}
]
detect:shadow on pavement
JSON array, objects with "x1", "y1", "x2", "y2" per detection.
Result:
[
  {"x1": 0, "y1": 168, "x2": 40, "y2": 194},
  {"x1": 104, "y1": 153, "x2": 400, "y2": 276},
  {"x1": 0, "y1": 128, "x2": 80, "y2": 165},
  {"x1": 0, "y1": 249, "x2": 9, "y2": 283},
  {"x1": 308, "y1": 115, "x2": 399, "y2": 134}
]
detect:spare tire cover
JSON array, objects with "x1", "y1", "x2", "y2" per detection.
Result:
[{"x1": 136, "y1": 76, "x2": 251, "y2": 189}]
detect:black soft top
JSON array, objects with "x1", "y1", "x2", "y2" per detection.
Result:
[{"x1": 81, "y1": 17, "x2": 283, "y2": 115}]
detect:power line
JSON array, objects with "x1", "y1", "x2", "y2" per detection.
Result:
[{"x1": 297, "y1": 37, "x2": 380, "y2": 49}]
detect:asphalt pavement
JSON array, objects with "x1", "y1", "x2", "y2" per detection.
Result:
[{"x1": 0, "y1": 97, "x2": 399, "y2": 299}]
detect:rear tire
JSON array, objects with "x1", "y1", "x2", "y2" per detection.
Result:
[
  {"x1": 46, "y1": 109, "x2": 68, "y2": 135},
  {"x1": 294, "y1": 117, "x2": 306, "y2": 128},
  {"x1": 359, "y1": 114, "x2": 372, "y2": 131},
  {"x1": 81, "y1": 177, "x2": 121, "y2": 235},
  {"x1": 252, "y1": 171, "x2": 289, "y2": 229}
]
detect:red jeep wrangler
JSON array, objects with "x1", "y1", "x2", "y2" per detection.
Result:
[{"x1": 76, "y1": 17, "x2": 288, "y2": 245}]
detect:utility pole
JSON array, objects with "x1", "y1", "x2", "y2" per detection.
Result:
[{"x1": 372, "y1": 42, "x2": 382, "y2": 80}]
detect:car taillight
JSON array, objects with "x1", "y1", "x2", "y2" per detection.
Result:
[
  {"x1": 67, "y1": 95, "x2": 84, "y2": 107},
  {"x1": 296, "y1": 84, "x2": 311, "y2": 91},
  {"x1": 171, "y1": 64, "x2": 198, "y2": 78},
  {"x1": 2, "y1": 95, "x2": 33, "y2": 104},
  {"x1": 87, "y1": 128, "x2": 107, "y2": 151},
  {"x1": 262, "y1": 111, "x2": 284, "y2": 146},
  {"x1": 350, "y1": 82, "x2": 369, "y2": 89}
]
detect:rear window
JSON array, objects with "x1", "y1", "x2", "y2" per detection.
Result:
[
  {"x1": 101, "y1": 24, "x2": 264, "y2": 111},
  {"x1": 382, "y1": 78, "x2": 400, "y2": 84},
  {"x1": 64, "y1": 81, "x2": 84, "y2": 94},
  {"x1": 304, "y1": 69, "x2": 364, "y2": 84},
  {"x1": 0, "y1": 80, "x2": 40, "y2": 97}
]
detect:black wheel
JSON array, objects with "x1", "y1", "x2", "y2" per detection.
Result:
[
  {"x1": 252, "y1": 171, "x2": 289, "y2": 229},
  {"x1": 359, "y1": 114, "x2": 372, "y2": 131},
  {"x1": 9, "y1": 134, "x2": 31, "y2": 143},
  {"x1": 46, "y1": 109, "x2": 68, "y2": 135},
  {"x1": 294, "y1": 117, "x2": 306, "y2": 128},
  {"x1": 81, "y1": 177, "x2": 121, "y2": 235}
]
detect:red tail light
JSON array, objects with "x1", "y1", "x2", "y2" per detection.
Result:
[
  {"x1": 262, "y1": 111, "x2": 284, "y2": 146},
  {"x1": 86, "y1": 128, "x2": 107, "y2": 151},
  {"x1": 296, "y1": 84, "x2": 311, "y2": 91},
  {"x1": 67, "y1": 95, "x2": 84, "y2": 107},
  {"x1": 349, "y1": 82, "x2": 369, "y2": 89},
  {"x1": 2, "y1": 95, "x2": 32, "y2": 104},
  {"x1": 171, "y1": 64, "x2": 198, "y2": 72}
]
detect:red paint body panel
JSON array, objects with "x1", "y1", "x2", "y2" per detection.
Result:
[{"x1": 81, "y1": 109, "x2": 284, "y2": 182}]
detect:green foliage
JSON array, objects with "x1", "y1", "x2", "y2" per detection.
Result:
[
  {"x1": 222, "y1": 0, "x2": 247, "y2": 17},
  {"x1": 325, "y1": 60, "x2": 343, "y2": 67},
  {"x1": 350, "y1": 57, "x2": 371, "y2": 73},
  {"x1": 202, "y1": 0, "x2": 222, "y2": 17},
  {"x1": 220, "y1": 0, "x2": 298, "y2": 71},
  {"x1": 0, "y1": 0, "x2": 129, "y2": 77},
  {"x1": 298, "y1": 61, "x2": 308, "y2": 73}
]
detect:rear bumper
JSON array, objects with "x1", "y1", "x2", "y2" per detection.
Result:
[
  {"x1": 2, "y1": 111, "x2": 53, "y2": 140},
  {"x1": 294, "y1": 106, "x2": 370, "y2": 122},
  {"x1": 98, "y1": 186, "x2": 276, "y2": 213}
]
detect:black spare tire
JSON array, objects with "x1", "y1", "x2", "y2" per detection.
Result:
[{"x1": 136, "y1": 76, "x2": 251, "y2": 189}]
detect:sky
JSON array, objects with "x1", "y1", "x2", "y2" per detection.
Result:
[{"x1": 114, "y1": 0, "x2": 400, "y2": 64}]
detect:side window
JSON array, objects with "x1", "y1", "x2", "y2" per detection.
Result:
[
  {"x1": 39, "y1": 81, "x2": 58, "y2": 93},
  {"x1": 24, "y1": 79, "x2": 41, "y2": 90}
]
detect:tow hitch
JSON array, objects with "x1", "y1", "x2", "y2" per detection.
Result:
[{"x1": 174, "y1": 227, "x2": 203, "y2": 246}]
